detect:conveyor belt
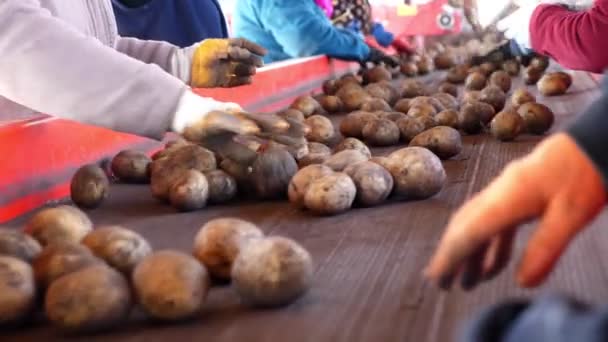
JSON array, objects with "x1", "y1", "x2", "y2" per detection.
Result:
[{"x1": 4, "y1": 70, "x2": 604, "y2": 342}]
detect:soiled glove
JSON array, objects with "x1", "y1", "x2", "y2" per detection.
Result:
[
  {"x1": 362, "y1": 47, "x2": 399, "y2": 68},
  {"x1": 190, "y1": 38, "x2": 267, "y2": 88},
  {"x1": 424, "y1": 133, "x2": 606, "y2": 290}
]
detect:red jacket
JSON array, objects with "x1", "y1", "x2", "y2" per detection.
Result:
[{"x1": 530, "y1": 0, "x2": 608, "y2": 73}]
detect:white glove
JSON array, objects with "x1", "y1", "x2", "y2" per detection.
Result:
[{"x1": 171, "y1": 90, "x2": 245, "y2": 134}]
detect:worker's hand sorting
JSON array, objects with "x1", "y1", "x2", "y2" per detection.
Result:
[
  {"x1": 424, "y1": 133, "x2": 606, "y2": 290},
  {"x1": 364, "y1": 47, "x2": 399, "y2": 68},
  {"x1": 190, "y1": 38, "x2": 267, "y2": 88}
]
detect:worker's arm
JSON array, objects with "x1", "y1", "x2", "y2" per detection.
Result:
[
  {"x1": 530, "y1": 0, "x2": 608, "y2": 73},
  {"x1": 261, "y1": 0, "x2": 370, "y2": 61},
  {"x1": 463, "y1": 0, "x2": 482, "y2": 33}
]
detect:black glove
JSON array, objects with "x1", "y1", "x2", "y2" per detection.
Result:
[
  {"x1": 471, "y1": 40, "x2": 535, "y2": 66},
  {"x1": 361, "y1": 47, "x2": 399, "y2": 68}
]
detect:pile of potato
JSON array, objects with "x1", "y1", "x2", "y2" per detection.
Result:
[{"x1": 0, "y1": 208, "x2": 312, "y2": 333}]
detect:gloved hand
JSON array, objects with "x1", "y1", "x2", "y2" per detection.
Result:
[
  {"x1": 190, "y1": 38, "x2": 267, "y2": 88},
  {"x1": 362, "y1": 47, "x2": 399, "y2": 68},
  {"x1": 371, "y1": 22, "x2": 395, "y2": 48},
  {"x1": 424, "y1": 133, "x2": 606, "y2": 290}
]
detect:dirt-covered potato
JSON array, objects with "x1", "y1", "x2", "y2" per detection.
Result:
[
  {"x1": 393, "y1": 98, "x2": 411, "y2": 114},
  {"x1": 400, "y1": 62, "x2": 418, "y2": 76},
  {"x1": 362, "y1": 118, "x2": 400, "y2": 146},
  {"x1": 361, "y1": 98, "x2": 392, "y2": 112},
  {"x1": 396, "y1": 117, "x2": 425, "y2": 142},
  {"x1": 369, "y1": 156, "x2": 391, "y2": 169},
  {"x1": 324, "y1": 150, "x2": 369, "y2": 172},
  {"x1": 438, "y1": 83, "x2": 458, "y2": 97},
  {"x1": 193, "y1": 218, "x2": 264, "y2": 281},
  {"x1": 335, "y1": 73, "x2": 361, "y2": 89},
  {"x1": 302, "y1": 172, "x2": 356, "y2": 215},
  {"x1": 517, "y1": 102, "x2": 555, "y2": 135},
  {"x1": 362, "y1": 66, "x2": 392, "y2": 84},
  {"x1": 378, "y1": 111, "x2": 408, "y2": 122},
  {"x1": 458, "y1": 102, "x2": 483, "y2": 134},
  {"x1": 410, "y1": 96, "x2": 444, "y2": 113},
  {"x1": 464, "y1": 72, "x2": 487, "y2": 91},
  {"x1": 407, "y1": 104, "x2": 436, "y2": 119},
  {"x1": 288, "y1": 165, "x2": 335, "y2": 209},
  {"x1": 169, "y1": 169, "x2": 209, "y2": 212},
  {"x1": 416, "y1": 115, "x2": 438, "y2": 131},
  {"x1": 435, "y1": 110, "x2": 460, "y2": 128},
  {"x1": 322, "y1": 79, "x2": 339, "y2": 95},
  {"x1": 201, "y1": 170, "x2": 237, "y2": 204},
  {"x1": 400, "y1": 80, "x2": 429, "y2": 98},
  {"x1": 480, "y1": 62, "x2": 497, "y2": 75},
  {"x1": 318, "y1": 95, "x2": 344, "y2": 114},
  {"x1": 336, "y1": 86, "x2": 373, "y2": 112},
  {"x1": 417, "y1": 55, "x2": 434, "y2": 74},
  {"x1": 34, "y1": 242, "x2": 102, "y2": 289},
  {"x1": 386, "y1": 147, "x2": 446, "y2": 199},
  {"x1": 0, "y1": 256, "x2": 36, "y2": 325},
  {"x1": 339, "y1": 111, "x2": 377, "y2": 138},
  {"x1": 446, "y1": 65, "x2": 469, "y2": 84},
  {"x1": 111, "y1": 150, "x2": 151, "y2": 183},
  {"x1": 479, "y1": 85, "x2": 506, "y2": 112},
  {"x1": 334, "y1": 138, "x2": 372, "y2": 158},
  {"x1": 82, "y1": 226, "x2": 152, "y2": 275},
  {"x1": 510, "y1": 88, "x2": 536, "y2": 108},
  {"x1": 25, "y1": 206, "x2": 93, "y2": 246},
  {"x1": 343, "y1": 161, "x2": 393, "y2": 207},
  {"x1": 70, "y1": 164, "x2": 109, "y2": 209},
  {"x1": 502, "y1": 60, "x2": 520, "y2": 76},
  {"x1": 232, "y1": 237, "x2": 313, "y2": 308},
  {"x1": 251, "y1": 146, "x2": 298, "y2": 199},
  {"x1": 220, "y1": 158, "x2": 254, "y2": 195},
  {"x1": 434, "y1": 52, "x2": 456, "y2": 70},
  {"x1": 305, "y1": 115, "x2": 335, "y2": 145},
  {"x1": 133, "y1": 251, "x2": 209, "y2": 321},
  {"x1": 290, "y1": 95, "x2": 321, "y2": 117},
  {"x1": 297, "y1": 142, "x2": 332, "y2": 167},
  {"x1": 490, "y1": 110, "x2": 524, "y2": 141},
  {"x1": 530, "y1": 56, "x2": 550, "y2": 72},
  {"x1": 489, "y1": 70, "x2": 512, "y2": 93},
  {"x1": 538, "y1": 72, "x2": 572, "y2": 96},
  {"x1": 276, "y1": 109, "x2": 305, "y2": 124},
  {"x1": 432, "y1": 93, "x2": 459, "y2": 111},
  {"x1": 45, "y1": 265, "x2": 131, "y2": 333},
  {"x1": 462, "y1": 90, "x2": 481, "y2": 104},
  {"x1": 409, "y1": 126, "x2": 462, "y2": 160},
  {"x1": 524, "y1": 66, "x2": 542, "y2": 85},
  {"x1": 0, "y1": 229, "x2": 42, "y2": 263}
]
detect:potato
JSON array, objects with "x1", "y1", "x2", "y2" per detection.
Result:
[
  {"x1": 480, "y1": 62, "x2": 497, "y2": 75},
  {"x1": 251, "y1": 146, "x2": 298, "y2": 199},
  {"x1": 416, "y1": 115, "x2": 438, "y2": 131},
  {"x1": 409, "y1": 126, "x2": 462, "y2": 160},
  {"x1": 434, "y1": 52, "x2": 456, "y2": 69},
  {"x1": 530, "y1": 56, "x2": 550, "y2": 72},
  {"x1": 303, "y1": 173, "x2": 356, "y2": 215},
  {"x1": 278, "y1": 108, "x2": 306, "y2": 123},
  {"x1": 82, "y1": 226, "x2": 152, "y2": 275},
  {"x1": 362, "y1": 119, "x2": 400, "y2": 146},
  {"x1": 343, "y1": 162, "x2": 393, "y2": 207},
  {"x1": 232, "y1": 237, "x2": 313, "y2": 308},
  {"x1": 489, "y1": 70, "x2": 512, "y2": 93},
  {"x1": 288, "y1": 165, "x2": 335, "y2": 208},
  {"x1": 169, "y1": 169, "x2": 209, "y2": 211},
  {"x1": 464, "y1": 72, "x2": 486, "y2": 91},
  {"x1": 0, "y1": 256, "x2": 36, "y2": 325},
  {"x1": 111, "y1": 150, "x2": 151, "y2": 183},
  {"x1": 305, "y1": 115, "x2": 335, "y2": 145},
  {"x1": 220, "y1": 158, "x2": 254, "y2": 195},
  {"x1": 400, "y1": 62, "x2": 418, "y2": 76},
  {"x1": 318, "y1": 95, "x2": 344, "y2": 113},
  {"x1": 538, "y1": 72, "x2": 572, "y2": 96},
  {"x1": 517, "y1": 102, "x2": 555, "y2": 134},
  {"x1": 502, "y1": 60, "x2": 520, "y2": 76},
  {"x1": 400, "y1": 80, "x2": 429, "y2": 98},
  {"x1": 479, "y1": 85, "x2": 506, "y2": 112},
  {"x1": 396, "y1": 117, "x2": 425, "y2": 142},
  {"x1": 133, "y1": 251, "x2": 210, "y2": 321},
  {"x1": 458, "y1": 103, "x2": 483, "y2": 134},
  {"x1": 364, "y1": 83, "x2": 394, "y2": 105},
  {"x1": 361, "y1": 98, "x2": 391, "y2": 112},
  {"x1": 490, "y1": 110, "x2": 524, "y2": 141},
  {"x1": 432, "y1": 93, "x2": 459, "y2": 111},
  {"x1": 70, "y1": 164, "x2": 109, "y2": 209},
  {"x1": 324, "y1": 150, "x2": 369, "y2": 172},
  {"x1": 393, "y1": 98, "x2": 411, "y2": 114},
  {"x1": 462, "y1": 90, "x2": 481, "y2": 104},
  {"x1": 339, "y1": 111, "x2": 377, "y2": 138},
  {"x1": 334, "y1": 137, "x2": 372, "y2": 158},
  {"x1": 435, "y1": 110, "x2": 460, "y2": 128},
  {"x1": 336, "y1": 87, "x2": 372, "y2": 111},
  {"x1": 407, "y1": 104, "x2": 436, "y2": 118},
  {"x1": 524, "y1": 66, "x2": 542, "y2": 85},
  {"x1": 386, "y1": 147, "x2": 446, "y2": 199},
  {"x1": 410, "y1": 96, "x2": 445, "y2": 113},
  {"x1": 0, "y1": 229, "x2": 42, "y2": 263},
  {"x1": 322, "y1": 79, "x2": 338, "y2": 95},
  {"x1": 203, "y1": 170, "x2": 237, "y2": 204},
  {"x1": 417, "y1": 56, "x2": 434, "y2": 74},
  {"x1": 25, "y1": 205, "x2": 93, "y2": 246},
  {"x1": 362, "y1": 66, "x2": 391, "y2": 84},
  {"x1": 446, "y1": 65, "x2": 469, "y2": 84},
  {"x1": 33, "y1": 242, "x2": 102, "y2": 289},
  {"x1": 290, "y1": 95, "x2": 321, "y2": 117},
  {"x1": 193, "y1": 218, "x2": 264, "y2": 281},
  {"x1": 369, "y1": 156, "x2": 391, "y2": 169},
  {"x1": 336, "y1": 73, "x2": 361, "y2": 89},
  {"x1": 378, "y1": 111, "x2": 408, "y2": 122},
  {"x1": 46, "y1": 265, "x2": 131, "y2": 333},
  {"x1": 152, "y1": 139, "x2": 191, "y2": 161},
  {"x1": 297, "y1": 142, "x2": 332, "y2": 167},
  {"x1": 510, "y1": 88, "x2": 536, "y2": 108},
  {"x1": 438, "y1": 83, "x2": 458, "y2": 97}
]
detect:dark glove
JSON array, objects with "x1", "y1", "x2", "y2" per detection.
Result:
[
  {"x1": 471, "y1": 40, "x2": 534, "y2": 66},
  {"x1": 361, "y1": 47, "x2": 399, "y2": 68}
]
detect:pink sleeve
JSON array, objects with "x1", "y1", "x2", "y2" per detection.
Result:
[{"x1": 530, "y1": 0, "x2": 608, "y2": 73}]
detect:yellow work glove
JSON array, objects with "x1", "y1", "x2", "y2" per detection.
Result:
[
  {"x1": 191, "y1": 38, "x2": 267, "y2": 88},
  {"x1": 424, "y1": 133, "x2": 606, "y2": 290}
]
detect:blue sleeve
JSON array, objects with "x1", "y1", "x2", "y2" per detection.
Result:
[{"x1": 262, "y1": 0, "x2": 370, "y2": 61}]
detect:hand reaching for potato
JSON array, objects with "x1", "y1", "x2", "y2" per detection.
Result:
[{"x1": 424, "y1": 133, "x2": 606, "y2": 290}]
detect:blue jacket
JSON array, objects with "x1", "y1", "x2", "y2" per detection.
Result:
[
  {"x1": 112, "y1": 0, "x2": 228, "y2": 48},
  {"x1": 232, "y1": 0, "x2": 371, "y2": 64}
]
